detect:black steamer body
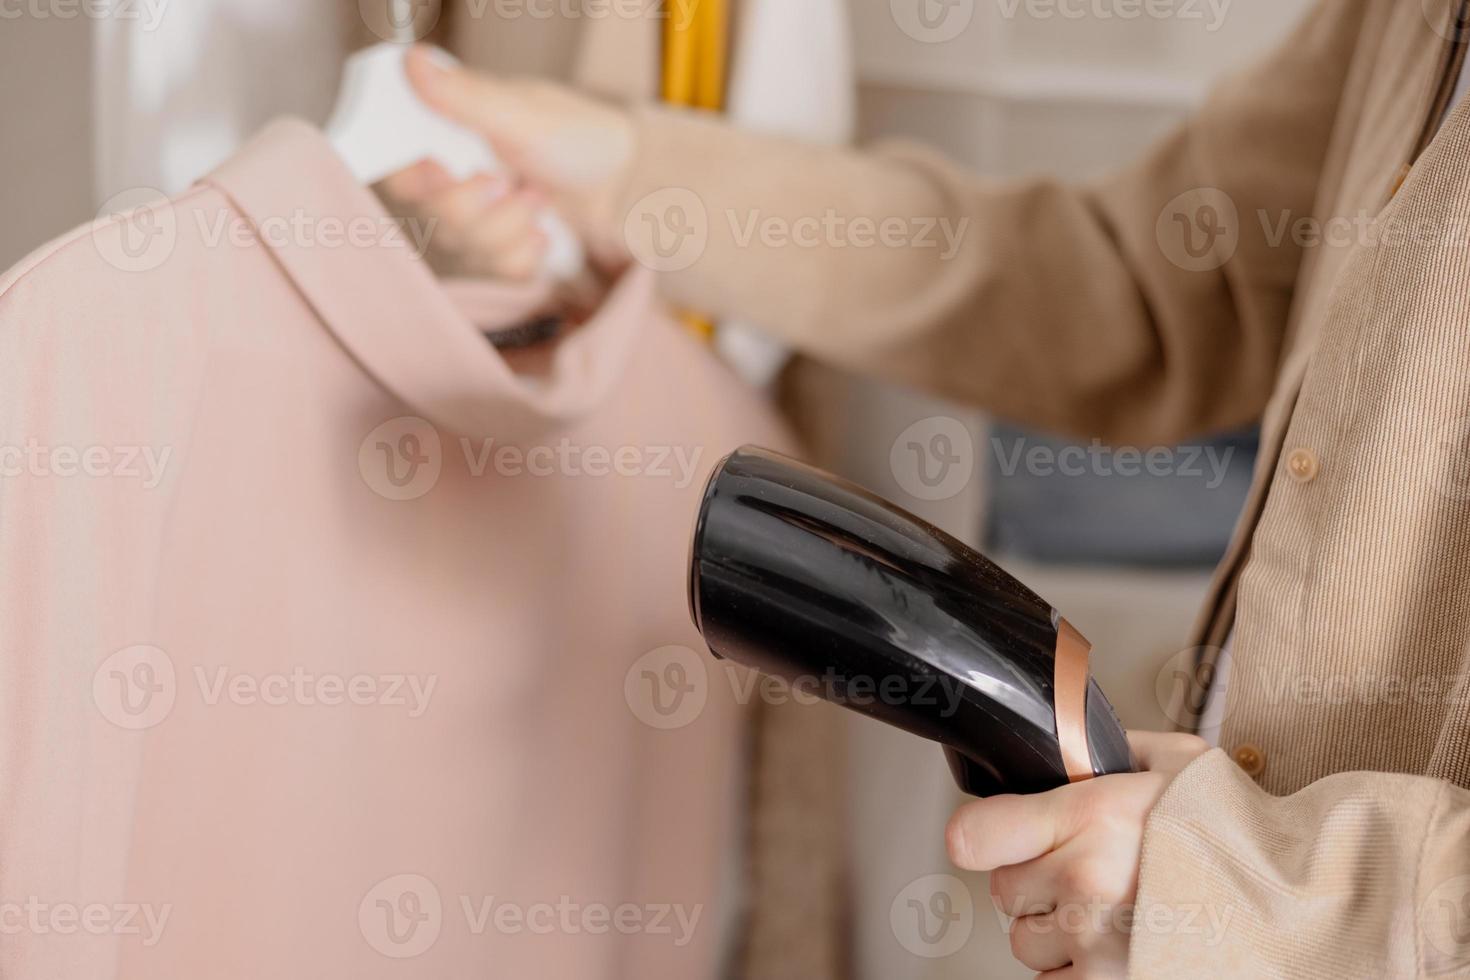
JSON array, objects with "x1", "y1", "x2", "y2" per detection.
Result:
[{"x1": 688, "y1": 446, "x2": 1136, "y2": 798}]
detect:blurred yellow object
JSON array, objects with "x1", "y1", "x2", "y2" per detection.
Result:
[
  {"x1": 662, "y1": 0, "x2": 728, "y2": 340},
  {"x1": 677, "y1": 312, "x2": 716, "y2": 339},
  {"x1": 661, "y1": 5, "x2": 697, "y2": 104},
  {"x1": 693, "y1": 0, "x2": 728, "y2": 111}
]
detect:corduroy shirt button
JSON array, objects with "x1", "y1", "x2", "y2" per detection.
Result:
[
  {"x1": 1286, "y1": 448, "x2": 1320, "y2": 483},
  {"x1": 1232, "y1": 744, "x2": 1266, "y2": 777}
]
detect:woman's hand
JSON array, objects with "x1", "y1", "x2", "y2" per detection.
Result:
[
  {"x1": 377, "y1": 161, "x2": 549, "y2": 281},
  {"x1": 402, "y1": 46, "x2": 638, "y2": 268},
  {"x1": 945, "y1": 731, "x2": 1208, "y2": 978}
]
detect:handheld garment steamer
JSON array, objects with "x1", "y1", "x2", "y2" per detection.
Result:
[{"x1": 688, "y1": 447, "x2": 1136, "y2": 797}]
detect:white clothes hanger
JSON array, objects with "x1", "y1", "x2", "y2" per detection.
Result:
[{"x1": 326, "y1": 38, "x2": 585, "y2": 281}]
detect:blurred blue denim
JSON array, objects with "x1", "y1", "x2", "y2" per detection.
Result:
[{"x1": 983, "y1": 425, "x2": 1258, "y2": 567}]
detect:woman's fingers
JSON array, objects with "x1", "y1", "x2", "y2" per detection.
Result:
[
  {"x1": 1007, "y1": 913, "x2": 1074, "y2": 973},
  {"x1": 1038, "y1": 968, "x2": 1083, "y2": 980},
  {"x1": 378, "y1": 158, "x2": 455, "y2": 205},
  {"x1": 476, "y1": 222, "x2": 549, "y2": 282},
  {"x1": 946, "y1": 781, "x2": 1093, "y2": 872},
  {"x1": 424, "y1": 175, "x2": 508, "y2": 232},
  {"x1": 990, "y1": 851, "x2": 1056, "y2": 918},
  {"x1": 405, "y1": 47, "x2": 566, "y2": 180},
  {"x1": 381, "y1": 169, "x2": 549, "y2": 280},
  {"x1": 466, "y1": 190, "x2": 543, "y2": 251}
]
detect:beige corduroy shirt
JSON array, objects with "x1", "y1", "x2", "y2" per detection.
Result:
[{"x1": 573, "y1": 0, "x2": 1470, "y2": 975}]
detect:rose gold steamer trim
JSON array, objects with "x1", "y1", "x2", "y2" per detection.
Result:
[{"x1": 1053, "y1": 618, "x2": 1094, "y2": 783}]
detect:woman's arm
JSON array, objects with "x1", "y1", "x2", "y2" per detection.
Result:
[{"x1": 408, "y1": 0, "x2": 1367, "y2": 445}]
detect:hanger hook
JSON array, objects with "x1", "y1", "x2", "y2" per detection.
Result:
[{"x1": 384, "y1": 0, "x2": 433, "y2": 43}]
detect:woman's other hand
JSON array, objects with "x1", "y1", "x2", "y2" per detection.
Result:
[
  {"x1": 377, "y1": 161, "x2": 550, "y2": 282},
  {"x1": 403, "y1": 46, "x2": 638, "y2": 268},
  {"x1": 946, "y1": 731, "x2": 1209, "y2": 978}
]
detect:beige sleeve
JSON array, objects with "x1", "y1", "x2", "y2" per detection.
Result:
[
  {"x1": 1130, "y1": 749, "x2": 1470, "y2": 977},
  {"x1": 611, "y1": 0, "x2": 1368, "y2": 446}
]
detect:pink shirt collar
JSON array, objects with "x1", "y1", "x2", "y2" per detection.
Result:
[{"x1": 201, "y1": 117, "x2": 652, "y2": 440}]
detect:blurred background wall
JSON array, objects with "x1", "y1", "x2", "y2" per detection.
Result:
[
  {"x1": 0, "y1": 9, "x2": 97, "y2": 269},
  {"x1": 0, "y1": 3, "x2": 350, "y2": 269},
  {"x1": 0, "y1": 1, "x2": 1313, "y2": 975}
]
